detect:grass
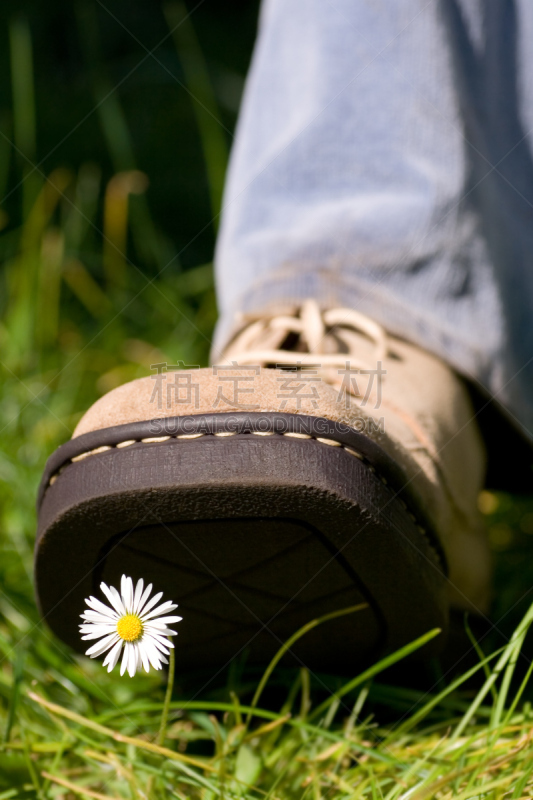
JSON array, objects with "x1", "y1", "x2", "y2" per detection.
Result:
[{"x1": 2, "y1": 5, "x2": 533, "y2": 799}]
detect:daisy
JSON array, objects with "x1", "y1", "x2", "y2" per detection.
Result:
[{"x1": 79, "y1": 575, "x2": 182, "y2": 677}]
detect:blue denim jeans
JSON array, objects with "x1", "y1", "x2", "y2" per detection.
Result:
[{"x1": 214, "y1": 0, "x2": 533, "y2": 444}]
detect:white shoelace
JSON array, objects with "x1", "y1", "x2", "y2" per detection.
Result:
[{"x1": 222, "y1": 300, "x2": 388, "y2": 379}]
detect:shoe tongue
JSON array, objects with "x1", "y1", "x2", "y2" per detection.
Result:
[
  {"x1": 223, "y1": 307, "x2": 384, "y2": 373},
  {"x1": 329, "y1": 327, "x2": 382, "y2": 365},
  {"x1": 276, "y1": 325, "x2": 381, "y2": 366},
  {"x1": 254, "y1": 325, "x2": 291, "y2": 352}
]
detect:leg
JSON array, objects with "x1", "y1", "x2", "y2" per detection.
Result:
[{"x1": 214, "y1": 0, "x2": 533, "y2": 435}]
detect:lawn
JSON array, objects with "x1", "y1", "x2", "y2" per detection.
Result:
[{"x1": 1, "y1": 3, "x2": 533, "y2": 798}]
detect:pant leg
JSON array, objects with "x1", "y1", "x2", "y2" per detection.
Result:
[{"x1": 213, "y1": 0, "x2": 533, "y2": 440}]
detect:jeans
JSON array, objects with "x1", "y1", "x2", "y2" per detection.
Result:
[{"x1": 214, "y1": 0, "x2": 533, "y2": 444}]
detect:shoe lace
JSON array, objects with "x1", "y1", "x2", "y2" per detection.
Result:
[{"x1": 222, "y1": 300, "x2": 388, "y2": 379}]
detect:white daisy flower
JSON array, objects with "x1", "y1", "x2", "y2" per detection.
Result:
[{"x1": 79, "y1": 575, "x2": 182, "y2": 677}]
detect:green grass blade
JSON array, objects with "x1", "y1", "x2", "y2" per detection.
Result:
[
  {"x1": 9, "y1": 18, "x2": 35, "y2": 162},
  {"x1": 310, "y1": 628, "x2": 442, "y2": 722},
  {"x1": 453, "y1": 600, "x2": 533, "y2": 740},
  {"x1": 4, "y1": 646, "x2": 24, "y2": 742},
  {"x1": 389, "y1": 645, "x2": 505, "y2": 741},
  {"x1": 75, "y1": 4, "x2": 172, "y2": 268},
  {"x1": 165, "y1": 1, "x2": 229, "y2": 227},
  {"x1": 245, "y1": 604, "x2": 368, "y2": 726},
  {"x1": 9, "y1": 17, "x2": 40, "y2": 218},
  {"x1": 464, "y1": 613, "x2": 498, "y2": 703},
  {"x1": 0, "y1": 113, "x2": 12, "y2": 214},
  {"x1": 490, "y1": 627, "x2": 527, "y2": 729}
]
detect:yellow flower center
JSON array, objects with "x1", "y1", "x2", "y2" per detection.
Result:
[{"x1": 116, "y1": 614, "x2": 143, "y2": 642}]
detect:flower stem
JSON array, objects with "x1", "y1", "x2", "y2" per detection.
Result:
[{"x1": 157, "y1": 643, "x2": 175, "y2": 747}]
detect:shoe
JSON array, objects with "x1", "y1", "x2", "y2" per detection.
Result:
[{"x1": 35, "y1": 301, "x2": 490, "y2": 671}]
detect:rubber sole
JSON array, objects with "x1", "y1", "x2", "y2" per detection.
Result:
[{"x1": 35, "y1": 412, "x2": 449, "y2": 671}]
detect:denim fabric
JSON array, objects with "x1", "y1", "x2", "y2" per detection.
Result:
[{"x1": 214, "y1": 0, "x2": 533, "y2": 442}]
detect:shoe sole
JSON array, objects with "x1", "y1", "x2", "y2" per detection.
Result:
[{"x1": 35, "y1": 412, "x2": 448, "y2": 672}]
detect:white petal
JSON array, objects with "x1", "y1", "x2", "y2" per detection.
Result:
[
  {"x1": 153, "y1": 647, "x2": 168, "y2": 665},
  {"x1": 145, "y1": 633, "x2": 172, "y2": 655},
  {"x1": 81, "y1": 610, "x2": 115, "y2": 623},
  {"x1": 144, "y1": 624, "x2": 178, "y2": 637},
  {"x1": 127, "y1": 642, "x2": 137, "y2": 677},
  {"x1": 100, "y1": 583, "x2": 126, "y2": 616},
  {"x1": 141, "y1": 601, "x2": 177, "y2": 621},
  {"x1": 102, "y1": 638, "x2": 121, "y2": 665},
  {"x1": 136, "y1": 583, "x2": 153, "y2": 616},
  {"x1": 79, "y1": 621, "x2": 115, "y2": 631},
  {"x1": 111, "y1": 586, "x2": 128, "y2": 615},
  {"x1": 127, "y1": 576, "x2": 136, "y2": 611},
  {"x1": 144, "y1": 625, "x2": 172, "y2": 647},
  {"x1": 133, "y1": 579, "x2": 144, "y2": 614},
  {"x1": 103, "y1": 639, "x2": 123, "y2": 672},
  {"x1": 143, "y1": 638, "x2": 163, "y2": 670},
  {"x1": 79, "y1": 622, "x2": 116, "y2": 632},
  {"x1": 144, "y1": 629, "x2": 170, "y2": 646},
  {"x1": 78, "y1": 619, "x2": 109, "y2": 628},
  {"x1": 121, "y1": 575, "x2": 134, "y2": 613},
  {"x1": 127, "y1": 577, "x2": 135, "y2": 610},
  {"x1": 80, "y1": 628, "x2": 117, "y2": 639},
  {"x1": 145, "y1": 615, "x2": 182, "y2": 625},
  {"x1": 144, "y1": 628, "x2": 175, "y2": 645},
  {"x1": 138, "y1": 641, "x2": 151, "y2": 673},
  {"x1": 138, "y1": 591, "x2": 163, "y2": 619},
  {"x1": 85, "y1": 597, "x2": 118, "y2": 619},
  {"x1": 81, "y1": 628, "x2": 117, "y2": 641},
  {"x1": 120, "y1": 643, "x2": 130, "y2": 676},
  {"x1": 80, "y1": 621, "x2": 107, "y2": 630},
  {"x1": 86, "y1": 633, "x2": 120, "y2": 658}
]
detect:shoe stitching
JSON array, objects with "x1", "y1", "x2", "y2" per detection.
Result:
[{"x1": 45, "y1": 431, "x2": 442, "y2": 566}]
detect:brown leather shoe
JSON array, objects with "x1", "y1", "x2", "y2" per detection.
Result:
[{"x1": 35, "y1": 302, "x2": 490, "y2": 671}]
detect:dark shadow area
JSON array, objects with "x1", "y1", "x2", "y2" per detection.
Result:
[{"x1": 441, "y1": 0, "x2": 533, "y2": 461}]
